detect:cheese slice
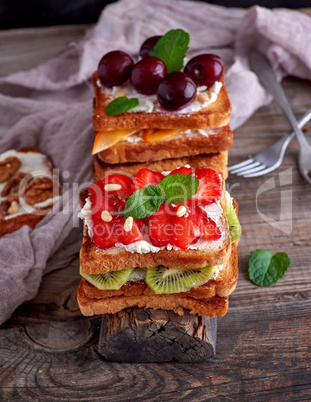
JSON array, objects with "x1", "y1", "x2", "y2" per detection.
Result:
[
  {"x1": 142, "y1": 129, "x2": 180, "y2": 143},
  {"x1": 92, "y1": 129, "x2": 138, "y2": 155}
]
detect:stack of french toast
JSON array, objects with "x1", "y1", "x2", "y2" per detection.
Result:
[{"x1": 77, "y1": 30, "x2": 241, "y2": 319}]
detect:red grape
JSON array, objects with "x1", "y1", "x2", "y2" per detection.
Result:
[
  {"x1": 97, "y1": 50, "x2": 134, "y2": 87},
  {"x1": 139, "y1": 36, "x2": 162, "y2": 58},
  {"x1": 157, "y1": 72, "x2": 197, "y2": 111},
  {"x1": 130, "y1": 57, "x2": 167, "y2": 95},
  {"x1": 184, "y1": 54, "x2": 223, "y2": 88}
]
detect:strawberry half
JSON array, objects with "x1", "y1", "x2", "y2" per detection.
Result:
[
  {"x1": 189, "y1": 168, "x2": 222, "y2": 207},
  {"x1": 88, "y1": 174, "x2": 133, "y2": 207},
  {"x1": 169, "y1": 166, "x2": 195, "y2": 176},
  {"x1": 115, "y1": 218, "x2": 144, "y2": 245},
  {"x1": 91, "y1": 197, "x2": 119, "y2": 249},
  {"x1": 131, "y1": 168, "x2": 164, "y2": 193},
  {"x1": 174, "y1": 205, "x2": 221, "y2": 250},
  {"x1": 149, "y1": 203, "x2": 175, "y2": 247}
]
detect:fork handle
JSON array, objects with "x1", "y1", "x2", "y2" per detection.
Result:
[{"x1": 250, "y1": 51, "x2": 310, "y2": 149}]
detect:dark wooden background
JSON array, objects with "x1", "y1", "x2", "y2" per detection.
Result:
[{"x1": 0, "y1": 17, "x2": 311, "y2": 400}]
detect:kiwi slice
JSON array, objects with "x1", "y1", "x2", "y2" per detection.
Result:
[
  {"x1": 80, "y1": 266, "x2": 134, "y2": 290},
  {"x1": 145, "y1": 265, "x2": 217, "y2": 294},
  {"x1": 225, "y1": 200, "x2": 242, "y2": 243}
]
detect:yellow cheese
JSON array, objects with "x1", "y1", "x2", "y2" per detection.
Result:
[
  {"x1": 92, "y1": 129, "x2": 138, "y2": 155},
  {"x1": 142, "y1": 129, "x2": 180, "y2": 143}
]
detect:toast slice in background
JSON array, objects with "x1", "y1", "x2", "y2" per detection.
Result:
[
  {"x1": 92, "y1": 151, "x2": 228, "y2": 181},
  {"x1": 92, "y1": 72, "x2": 231, "y2": 131},
  {"x1": 93, "y1": 125, "x2": 233, "y2": 165},
  {"x1": 0, "y1": 147, "x2": 61, "y2": 237}
]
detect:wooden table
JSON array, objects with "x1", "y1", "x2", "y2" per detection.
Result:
[{"x1": 1, "y1": 23, "x2": 311, "y2": 401}]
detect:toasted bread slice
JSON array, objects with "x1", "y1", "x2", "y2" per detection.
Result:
[
  {"x1": 94, "y1": 125, "x2": 233, "y2": 165},
  {"x1": 79, "y1": 171, "x2": 231, "y2": 273},
  {"x1": 77, "y1": 281, "x2": 228, "y2": 317},
  {"x1": 0, "y1": 147, "x2": 60, "y2": 237},
  {"x1": 93, "y1": 72, "x2": 231, "y2": 131},
  {"x1": 92, "y1": 151, "x2": 228, "y2": 181},
  {"x1": 81, "y1": 242, "x2": 238, "y2": 301}
]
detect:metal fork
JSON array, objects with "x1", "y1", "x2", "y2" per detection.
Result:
[
  {"x1": 229, "y1": 50, "x2": 311, "y2": 184},
  {"x1": 228, "y1": 109, "x2": 311, "y2": 178}
]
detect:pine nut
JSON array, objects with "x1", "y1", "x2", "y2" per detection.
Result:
[
  {"x1": 104, "y1": 183, "x2": 122, "y2": 192},
  {"x1": 196, "y1": 93, "x2": 210, "y2": 104},
  {"x1": 176, "y1": 205, "x2": 187, "y2": 217},
  {"x1": 101, "y1": 210, "x2": 112, "y2": 222},
  {"x1": 124, "y1": 216, "x2": 133, "y2": 232},
  {"x1": 8, "y1": 201, "x2": 18, "y2": 215}
]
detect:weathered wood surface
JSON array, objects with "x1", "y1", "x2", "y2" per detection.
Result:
[
  {"x1": 98, "y1": 309, "x2": 217, "y2": 363},
  {"x1": 0, "y1": 21, "x2": 311, "y2": 400}
]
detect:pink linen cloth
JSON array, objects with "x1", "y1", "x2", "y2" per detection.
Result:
[{"x1": 0, "y1": 0, "x2": 310, "y2": 324}]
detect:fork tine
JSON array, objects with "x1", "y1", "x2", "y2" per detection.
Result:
[
  {"x1": 243, "y1": 167, "x2": 275, "y2": 177},
  {"x1": 237, "y1": 164, "x2": 267, "y2": 176},
  {"x1": 230, "y1": 161, "x2": 261, "y2": 175},
  {"x1": 228, "y1": 158, "x2": 254, "y2": 172}
]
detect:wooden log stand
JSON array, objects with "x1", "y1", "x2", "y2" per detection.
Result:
[{"x1": 97, "y1": 308, "x2": 217, "y2": 363}]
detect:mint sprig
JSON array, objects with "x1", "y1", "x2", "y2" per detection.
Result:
[
  {"x1": 150, "y1": 29, "x2": 190, "y2": 73},
  {"x1": 124, "y1": 174, "x2": 199, "y2": 219},
  {"x1": 105, "y1": 97, "x2": 139, "y2": 116},
  {"x1": 248, "y1": 249, "x2": 290, "y2": 287}
]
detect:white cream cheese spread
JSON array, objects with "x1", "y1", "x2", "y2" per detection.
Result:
[{"x1": 97, "y1": 79, "x2": 222, "y2": 115}]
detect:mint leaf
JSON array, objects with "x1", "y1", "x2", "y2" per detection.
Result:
[
  {"x1": 105, "y1": 97, "x2": 139, "y2": 116},
  {"x1": 150, "y1": 29, "x2": 190, "y2": 73},
  {"x1": 248, "y1": 249, "x2": 290, "y2": 287},
  {"x1": 124, "y1": 173, "x2": 199, "y2": 219},
  {"x1": 147, "y1": 185, "x2": 164, "y2": 209},
  {"x1": 159, "y1": 174, "x2": 199, "y2": 204},
  {"x1": 124, "y1": 188, "x2": 160, "y2": 219}
]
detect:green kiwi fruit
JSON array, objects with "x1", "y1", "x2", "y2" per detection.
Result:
[
  {"x1": 225, "y1": 200, "x2": 241, "y2": 243},
  {"x1": 80, "y1": 266, "x2": 135, "y2": 290},
  {"x1": 145, "y1": 265, "x2": 218, "y2": 294}
]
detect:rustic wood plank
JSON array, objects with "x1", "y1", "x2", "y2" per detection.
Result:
[
  {"x1": 0, "y1": 302, "x2": 310, "y2": 400},
  {"x1": 0, "y1": 25, "x2": 90, "y2": 77}
]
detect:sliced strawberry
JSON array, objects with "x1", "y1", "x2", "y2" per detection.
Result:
[
  {"x1": 189, "y1": 168, "x2": 222, "y2": 207},
  {"x1": 174, "y1": 205, "x2": 221, "y2": 250},
  {"x1": 195, "y1": 209, "x2": 222, "y2": 240},
  {"x1": 115, "y1": 217, "x2": 144, "y2": 245},
  {"x1": 149, "y1": 203, "x2": 175, "y2": 247},
  {"x1": 173, "y1": 205, "x2": 200, "y2": 250},
  {"x1": 169, "y1": 166, "x2": 195, "y2": 176},
  {"x1": 88, "y1": 174, "x2": 133, "y2": 205},
  {"x1": 131, "y1": 168, "x2": 164, "y2": 193}
]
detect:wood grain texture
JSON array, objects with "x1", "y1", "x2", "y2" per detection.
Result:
[{"x1": 0, "y1": 19, "x2": 311, "y2": 400}]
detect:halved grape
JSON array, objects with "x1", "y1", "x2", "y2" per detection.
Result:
[
  {"x1": 157, "y1": 71, "x2": 197, "y2": 111},
  {"x1": 184, "y1": 54, "x2": 224, "y2": 88},
  {"x1": 130, "y1": 56, "x2": 167, "y2": 95},
  {"x1": 139, "y1": 35, "x2": 162, "y2": 58},
  {"x1": 98, "y1": 50, "x2": 134, "y2": 87}
]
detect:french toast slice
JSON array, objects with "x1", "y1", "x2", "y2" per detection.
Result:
[
  {"x1": 79, "y1": 163, "x2": 231, "y2": 274},
  {"x1": 77, "y1": 282, "x2": 229, "y2": 317},
  {"x1": 0, "y1": 147, "x2": 60, "y2": 237},
  {"x1": 92, "y1": 151, "x2": 228, "y2": 181},
  {"x1": 94, "y1": 125, "x2": 233, "y2": 165},
  {"x1": 92, "y1": 72, "x2": 231, "y2": 131},
  {"x1": 81, "y1": 243, "x2": 238, "y2": 301}
]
